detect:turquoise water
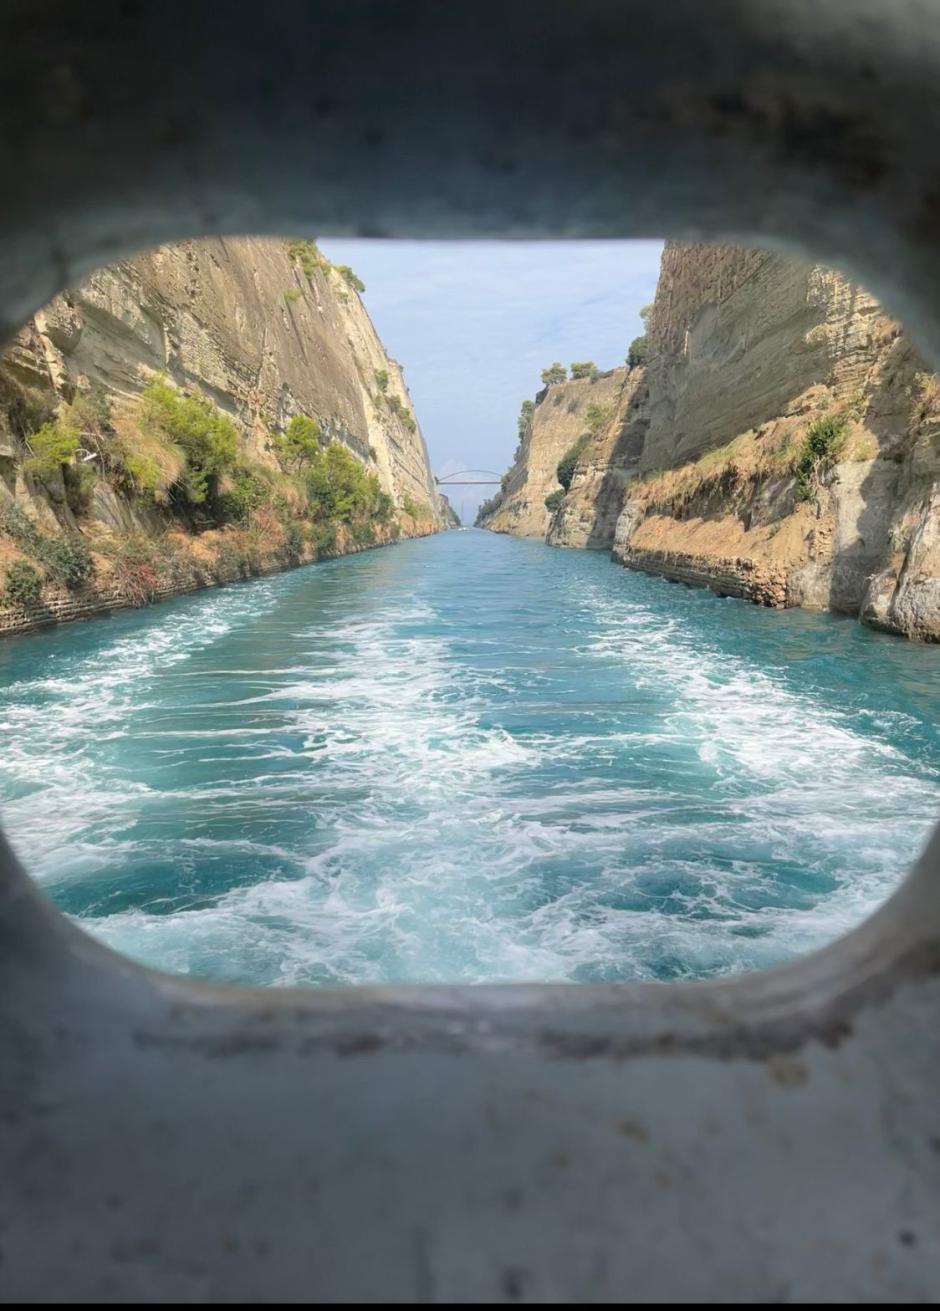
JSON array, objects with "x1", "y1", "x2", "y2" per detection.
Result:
[{"x1": 1, "y1": 528, "x2": 938, "y2": 985}]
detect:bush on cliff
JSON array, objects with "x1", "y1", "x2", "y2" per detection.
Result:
[
  {"x1": 218, "y1": 465, "x2": 272, "y2": 524},
  {"x1": 304, "y1": 442, "x2": 385, "y2": 525},
  {"x1": 569, "y1": 360, "x2": 598, "y2": 381},
  {"x1": 544, "y1": 489, "x2": 565, "y2": 513},
  {"x1": 518, "y1": 399, "x2": 535, "y2": 436},
  {"x1": 401, "y1": 496, "x2": 426, "y2": 521},
  {"x1": 336, "y1": 265, "x2": 365, "y2": 294},
  {"x1": 0, "y1": 369, "x2": 56, "y2": 442},
  {"x1": 286, "y1": 238, "x2": 328, "y2": 278},
  {"x1": 541, "y1": 363, "x2": 567, "y2": 385},
  {"x1": 22, "y1": 389, "x2": 125, "y2": 514},
  {"x1": 627, "y1": 334, "x2": 649, "y2": 368},
  {"x1": 0, "y1": 506, "x2": 93, "y2": 590},
  {"x1": 2, "y1": 559, "x2": 42, "y2": 609},
  {"x1": 585, "y1": 403, "x2": 610, "y2": 435},
  {"x1": 476, "y1": 492, "x2": 503, "y2": 522},
  {"x1": 138, "y1": 376, "x2": 239, "y2": 510},
  {"x1": 22, "y1": 417, "x2": 80, "y2": 480},
  {"x1": 386, "y1": 393, "x2": 417, "y2": 434},
  {"x1": 794, "y1": 414, "x2": 849, "y2": 501},
  {"x1": 556, "y1": 435, "x2": 589, "y2": 491},
  {"x1": 271, "y1": 414, "x2": 322, "y2": 472}
]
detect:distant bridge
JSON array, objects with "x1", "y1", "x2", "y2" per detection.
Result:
[{"x1": 435, "y1": 469, "x2": 502, "y2": 486}]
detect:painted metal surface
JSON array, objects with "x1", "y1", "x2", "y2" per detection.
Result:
[{"x1": 1, "y1": 1, "x2": 940, "y2": 1300}]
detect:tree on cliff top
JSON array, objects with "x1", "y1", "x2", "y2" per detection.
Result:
[
  {"x1": 627, "y1": 335, "x2": 649, "y2": 368},
  {"x1": 569, "y1": 361, "x2": 598, "y2": 381},
  {"x1": 541, "y1": 363, "x2": 567, "y2": 385}
]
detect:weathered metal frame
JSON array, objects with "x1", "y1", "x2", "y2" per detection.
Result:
[{"x1": 2, "y1": 1, "x2": 940, "y2": 1300}]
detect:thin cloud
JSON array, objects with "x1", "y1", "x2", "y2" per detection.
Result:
[{"x1": 320, "y1": 239, "x2": 664, "y2": 519}]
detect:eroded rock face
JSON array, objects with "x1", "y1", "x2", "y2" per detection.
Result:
[
  {"x1": 612, "y1": 243, "x2": 940, "y2": 639},
  {"x1": 8, "y1": 237, "x2": 440, "y2": 514},
  {"x1": 547, "y1": 369, "x2": 649, "y2": 549},
  {"x1": 478, "y1": 370, "x2": 627, "y2": 540},
  {"x1": 0, "y1": 237, "x2": 442, "y2": 633},
  {"x1": 437, "y1": 493, "x2": 462, "y2": 529},
  {"x1": 487, "y1": 239, "x2": 940, "y2": 641}
]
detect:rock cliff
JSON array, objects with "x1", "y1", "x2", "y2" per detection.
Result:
[
  {"x1": 437, "y1": 493, "x2": 462, "y2": 528},
  {"x1": 485, "y1": 242, "x2": 940, "y2": 641},
  {"x1": 477, "y1": 368, "x2": 629, "y2": 540},
  {"x1": 0, "y1": 237, "x2": 442, "y2": 634}
]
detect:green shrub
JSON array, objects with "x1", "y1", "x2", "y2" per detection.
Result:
[
  {"x1": 219, "y1": 466, "x2": 270, "y2": 523},
  {"x1": 544, "y1": 489, "x2": 565, "y2": 513},
  {"x1": 585, "y1": 403, "x2": 609, "y2": 434},
  {"x1": 476, "y1": 493, "x2": 503, "y2": 522},
  {"x1": 351, "y1": 519, "x2": 376, "y2": 546},
  {"x1": 35, "y1": 535, "x2": 93, "y2": 589},
  {"x1": 124, "y1": 452, "x2": 164, "y2": 497},
  {"x1": 308, "y1": 521, "x2": 337, "y2": 554},
  {"x1": 0, "y1": 505, "x2": 93, "y2": 590},
  {"x1": 63, "y1": 461, "x2": 96, "y2": 515},
  {"x1": 556, "y1": 436, "x2": 589, "y2": 491},
  {"x1": 518, "y1": 399, "x2": 535, "y2": 436},
  {"x1": 22, "y1": 388, "x2": 126, "y2": 511},
  {"x1": 541, "y1": 363, "x2": 567, "y2": 386},
  {"x1": 283, "y1": 521, "x2": 304, "y2": 558},
  {"x1": 271, "y1": 414, "x2": 321, "y2": 471},
  {"x1": 569, "y1": 361, "x2": 598, "y2": 381},
  {"x1": 284, "y1": 287, "x2": 303, "y2": 305},
  {"x1": 400, "y1": 496, "x2": 430, "y2": 521},
  {"x1": 0, "y1": 506, "x2": 34, "y2": 543},
  {"x1": 138, "y1": 376, "x2": 239, "y2": 509},
  {"x1": 386, "y1": 394, "x2": 417, "y2": 433},
  {"x1": 285, "y1": 238, "x2": 328, "y2": 278},
  {"x1": 2, "y1": 559, "x2": 42, "y2": 609},
  {"x1": 305, "y1": 442, "x2": 384, "y2": 524},
  {"x1": 212, "y1": 537, "x2": 252, "y2": 581},
  {"x1": 374, "y1": 369, "x2": 389, "y2": 394},
  {"x1": 23, "y1": 418, "x2": 80, "y2": 480},
  {"x1": 0, "y1": 370, "x2": 56, "y2": 441},
  {"x1": 336, "y1": 265, "x2": 365, "y2": 293},
  {"x1": 626, "y1": 334, "x2": 649, "y2": 368},
  {"x1": 794, "y1": 414, "x2": 849, "y2": 501}
]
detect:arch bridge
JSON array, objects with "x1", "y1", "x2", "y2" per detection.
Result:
[{"x1": 435, "y1": 469, "x2": 503, "y2": 485}]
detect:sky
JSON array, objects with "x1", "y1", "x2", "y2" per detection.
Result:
[{"x1": 319, "y1": 239, "x2": 664, "y2": 523}]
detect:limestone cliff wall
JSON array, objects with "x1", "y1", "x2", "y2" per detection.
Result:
[
  {"x1": 478, "y1": 369, "x2": 627, "y2": 539},
  {"x1": 0, "y1": 237, "x2": 442, "y2": 634},
  {"x1": 437, "y1": 493, "x2": 461, "y2": 529},
  {"x1": 486, "y1": 239, "x2": 940, "y2": 641},
  {"x1": 547, "y1": 369, "x2": 649, "y2": 549},
  {"x1": 613, "y1": 242, "x2": 940, "y2": 640}
]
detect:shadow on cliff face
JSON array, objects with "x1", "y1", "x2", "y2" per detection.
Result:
[
  {"x1": 828, "y1": 335, "x2": 923, "y2": 617},
  {"x1": 575, "y1": 374, "x2": 650, "y2": 550}
]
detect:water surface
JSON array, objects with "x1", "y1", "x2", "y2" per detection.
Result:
[{"x1": 1, "y1": 529, "x2": 938, "y2": 984}]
